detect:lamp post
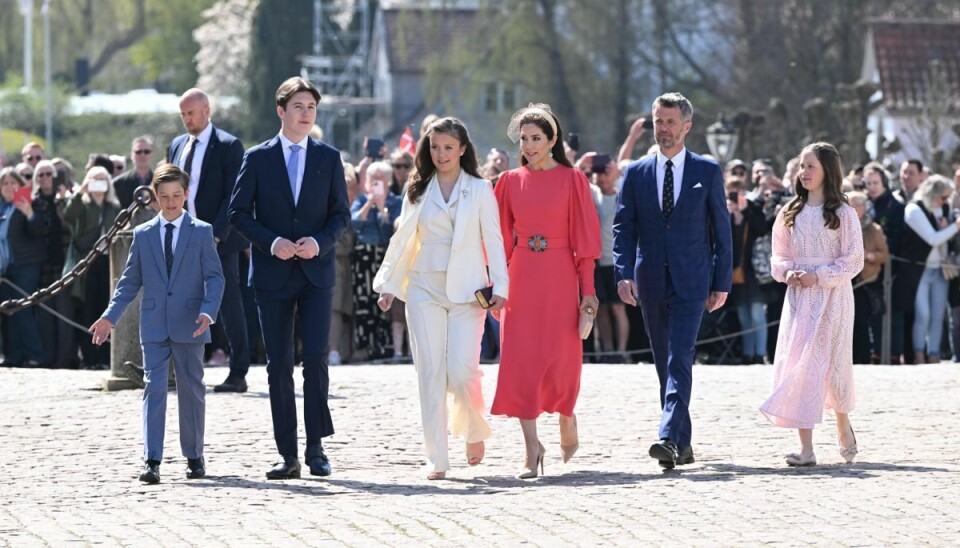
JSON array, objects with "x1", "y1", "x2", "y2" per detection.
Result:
[
  {"x1": 705, "y1": 114, "x2": 739, "y2": 165},
  {"x1": 19, "y1": 0, "x2": 33, "y2": 90},
  {"x1": 42, "y1": 0, "x2": 52, "y2": 152}
]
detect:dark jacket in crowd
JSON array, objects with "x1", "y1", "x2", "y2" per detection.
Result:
[
  {"x1": 729, "y1": 200, "x2": 769, "y2": 305},
  {"x1": 33, "y1": 192, "x2": 65, "y2": 270},
  {"x1": 112, "y1": 168, "x2": 154, "y2": 210},
  {"x1": 8, "y1": 200, "x2": 49, "y2": 267},
  {"x1": 872, "y1": 190, "x2": 906, "y2": 256}
]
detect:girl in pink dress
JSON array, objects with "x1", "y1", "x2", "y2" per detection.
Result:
[{"x1": 760, "y1": 142, "x2": 864, "y2": 466}]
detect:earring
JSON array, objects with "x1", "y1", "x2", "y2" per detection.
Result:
[{"x1": 548, "y1": 151, "x2": 553, "y2": 158}]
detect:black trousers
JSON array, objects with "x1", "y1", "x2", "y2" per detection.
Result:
[{"x1": 218, "y1": 249, "x2": 251, "y2": 378}]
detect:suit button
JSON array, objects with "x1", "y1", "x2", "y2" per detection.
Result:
[
  {"x1": 168, "y1": 292, "x2": 172, "y2": 296},
  {"x1": 666, "y1": 224, "x2": 671, "y2": 229}
]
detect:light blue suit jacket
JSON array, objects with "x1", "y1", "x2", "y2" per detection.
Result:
[{"x1": 102, "y1": 212, "x2": 225, "y2": 344}]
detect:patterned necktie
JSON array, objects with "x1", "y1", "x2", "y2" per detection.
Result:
[
  {"x1": 164, "y1": 223, "x2": 175, "y2": 276},
  {"x1": 662, "y1": 159, "x2": 674, "y2": 217},
  {"x1": 183, "y1": 137, "x2": 198, "y2": 179},
  {"x1": 287, "y1": 144, "x2": 301, "y2": 205}
]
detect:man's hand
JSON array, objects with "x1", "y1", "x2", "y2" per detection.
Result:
[
  {"x1": 294, "y1": 237, "x2": 319, "y2": 259},
  {"x1": 706, "y1": 291, "x2": 728, "y2": 312},
  {"x1": 273, "y1": 238, "x2": 299, "y2": 260},
  {"x1": 193, "y1": 314, "x2": 212, "y2": 338},
  {"x1": 378, "y1": 293, "x2": 395, "y2": 312},
  {"x1": 488, "y1": 295, "x2": 506, "y2": 312},
  {"x1": 89, "y1": 318, "x2": 113, "y2": 346},
  {"x1": 617, "y1": 280, "x2": 639, "y2": 307}
]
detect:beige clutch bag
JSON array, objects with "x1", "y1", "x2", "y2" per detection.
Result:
[{"x1": 579, "y1": 308, "x2": 595, "y2": 340}]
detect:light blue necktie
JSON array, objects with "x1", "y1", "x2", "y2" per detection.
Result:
[{"x1": 287, "y1": 144, "x2": 301, "y2": 204}]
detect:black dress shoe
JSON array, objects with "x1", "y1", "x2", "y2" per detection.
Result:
[
  {"x1": 186, "y1": 457, "x2": 206, "y2": 479},
  {"x1": 650, "y1": 439, "x2": 679, "y2": 469},
  {"x1": 122, "y1": 361, "x2": 146, "y2": 389},
  {"x1": 266, "y1": 457, "x2": 301, "y2": 480},
  {"x1": 139, "y1": 460, "x2": 161, "y2": 484},
  {"x1": 677, "y1": 446, "x2": 695, "y2": 465},
  {"x1": 213, "y1": 376, "x2": 247, "y2": 393},
  {"x1": 305, "y1": 446, "x2": 332, "y2": 477}
]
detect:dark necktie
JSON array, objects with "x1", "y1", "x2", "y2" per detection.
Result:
[
  {"x1": 183, "y1": 137, "x2": 198, "y2": 179},
  {"x1": 164, "y1": 223, "x2": 175, "y2": 276},
  {"x1": 662, "y1": 159, "x2": 674, "y2": 217}
]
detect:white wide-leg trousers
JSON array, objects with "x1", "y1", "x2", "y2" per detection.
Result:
[{"x1": 405, "y1": 271, "x2": 491, "y2": 472}]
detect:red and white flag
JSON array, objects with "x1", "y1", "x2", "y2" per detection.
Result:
[{"x1": 398, "y1": 127, "x2": 416, "y2": 156}]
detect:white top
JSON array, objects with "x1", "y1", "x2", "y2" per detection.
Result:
[
  {"x1": 178, "y1": 123, "x2": 214, "y2": 218},
  {"x1": 412, "y1": 175, "x2": 460, "y2": 272},
  {"x1": 656, "y1": 147, "x2": 686, "y2": 211},
  {"x1": 592, "y1": 184, "x2": 619, "y2": 266},
  {"x1": 904, "y1": 202, "x2": 957, "y2": 267}
]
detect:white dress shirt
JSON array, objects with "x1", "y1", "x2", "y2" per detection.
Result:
[
  {"x1": 656, "y1": 147, "x2": 687, "y2": 211},
  {"x1": 178, "y1": 122, "x2": 214, "y2": 218},
  {"x1": 160, "y1": 210, "x2": 214, "y2": 323},
  {"x1": 269, "y1": 133, "x2": 318, "y2": 256}
]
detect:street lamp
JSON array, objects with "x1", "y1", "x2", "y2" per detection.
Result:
[
  {"x1": 705, "y1": 114, "x2": 739, "y2": 165},
  {"x1": 19, "y1": 0, "x2": 33, "y2": 90}
]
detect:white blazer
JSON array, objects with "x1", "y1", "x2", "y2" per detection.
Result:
[{"x1": 373, "y1": 172, "x2": 509, "y2": 304}]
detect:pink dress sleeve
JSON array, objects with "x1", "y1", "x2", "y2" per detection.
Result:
[
  {"x1": 569, "y1": 168, "x2": 602, "y2": 295},
  {"x1": 771, "y1": 208, "x2": 793, "y2": 283},
  {"x1": 815, "y1": 205, "x2": 865, "y2": 289},
  {"x1": 494, "y1": 172, "x2": 515, "y2": 264}
]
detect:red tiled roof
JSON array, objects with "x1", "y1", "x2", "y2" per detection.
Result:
[
  {"x1": 871, "y1": 20, "x2": 960, "y2": 111},
  {"x1": 382, "y1": 8, "x2": 477, "y2": 74}
]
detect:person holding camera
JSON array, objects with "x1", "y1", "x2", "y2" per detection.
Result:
[
  {"x1": 351, "y1": 161, "x2": 402, "y2": 360},
  {"x1": 725, "y1": 177, "x2": 769, "y2": 364},
  {"x1": 63, "y1": 166, "x2": 122, "y2": 368},
  {"x1": 374, "y1": 117, "x2": 508, "y2": 480}
]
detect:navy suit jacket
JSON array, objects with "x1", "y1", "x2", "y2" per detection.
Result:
[
  {"x1": 228, "y1": 135, "x2": 350, "y2": 291},
  {"x1": 612, "y1": 150, "x2": 733, "y2": 302},
  {"x1": 102, "y1": 213, "x2": 225, "y2": 344},
  {"x1": 167, "y1": 125, "x2": 246, "y2": 252}
]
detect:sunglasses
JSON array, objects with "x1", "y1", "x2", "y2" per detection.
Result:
[
  {"x1": 23, "y1": 155, "x2": 42, "y2": 162},
  {"x1": 393, "y1": 163, "x2": 412, "y2": 169},
  {"x1": 21, "y1": 173, "x2": 33, "y2": 180},
  {"x1": 35, "y1": 172, "x2": 54, "y2": 178},
  {"x1": 134, "y1": 149, "x2": 152, "y2": 155}
]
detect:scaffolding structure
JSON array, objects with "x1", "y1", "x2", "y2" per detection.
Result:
[{"x1": 300, "y1": 0, "x2": 382, "y2": 151}]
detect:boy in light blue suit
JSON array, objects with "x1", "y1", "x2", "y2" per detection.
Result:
[{"x1": 90, "y1": 164, "x2": 225, "y2": 484}]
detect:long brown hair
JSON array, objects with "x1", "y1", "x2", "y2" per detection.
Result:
[
  {"x1": 407, "y1": 117, "x2": 481, "y2": 204},
  {"x1": 782, "y1": 142, "x2": 848, "y2": 230}
]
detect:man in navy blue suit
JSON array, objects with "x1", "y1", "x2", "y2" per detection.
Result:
[
  {"x1": 612, "y1": 92, "x2": 732, "y2": 469},
  {"x1": 228, "y1": 77, "x2": 350, "y2": 479},
  {"x1": 168, "y1": 88, "x2": 251, "y2": 393}
]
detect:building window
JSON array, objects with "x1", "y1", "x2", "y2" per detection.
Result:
[{"x1": 483, "y1": 82, "x2": 520, "y2": 113}]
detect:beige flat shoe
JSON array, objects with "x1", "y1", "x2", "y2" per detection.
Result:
[
  {"x1": 466, "y1": 441, "x2": 485, "y2": 466},
  {"x1": 427, "y1": 471, "x2": 446, "y2": 480},
  {"x1": 785, "y1": 452, "x2": 817, "y2": 466}
]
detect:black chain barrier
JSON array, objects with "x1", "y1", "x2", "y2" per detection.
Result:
[{"x1": 0, "y1": 185, "x2": 155, "y2": 316}]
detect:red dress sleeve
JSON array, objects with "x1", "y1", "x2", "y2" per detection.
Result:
[
  {"x1": 495, "y1": 172, "x2": 516, "y2": 264},
  {"x1": 569, "y1": 168, "x2": 602, "y2": 295}
]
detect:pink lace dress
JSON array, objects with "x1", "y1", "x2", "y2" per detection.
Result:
[{"x1": 760, "y1": 203, "x2": 864, "y2": 429}]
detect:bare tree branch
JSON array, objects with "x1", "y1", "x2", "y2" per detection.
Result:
[{"x1": 86, "y1": 0, "x2": 147, "y2": 84}]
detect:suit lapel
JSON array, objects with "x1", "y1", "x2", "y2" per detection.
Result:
[
  {"x1": 298, "y1": 139, "x2": 322, "y2": 209},
  {"x1": 642, "y1": 157, "x2": 659, "y2": 217},
  {"x1": 673, "y1": 150, "x2": 696, "y2": 212},
  {"x1": 169, "y1": 213, "x2": 194, "y2": 283},
  {"x1": 147, "y1": 217, "x2": 169, "y2": 285},
  {"x1": 198, "y1": 126, "x2": 219, "y2": 188},
  {"x1": 269, "y1": 137, "x2": 296, "y2": 209},
  {"x1": 450, "y1": 174, "x2": 470, "y2": 247},
  {"x1": 168, "y1": 136, "x2": 185, "y2": 166}
]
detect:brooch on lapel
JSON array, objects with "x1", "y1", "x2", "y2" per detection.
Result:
[{"x1": 462, "y1": 187, "x2": 469, "y2": 199}]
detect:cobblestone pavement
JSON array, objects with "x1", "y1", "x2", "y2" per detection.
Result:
[{"x1": 1, "y1": 362, "x2": 958, "y2": 546}]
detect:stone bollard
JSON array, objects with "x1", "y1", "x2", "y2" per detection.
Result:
[{"x1": 102, "y1": 229, "x2": 140, "y2": 391}]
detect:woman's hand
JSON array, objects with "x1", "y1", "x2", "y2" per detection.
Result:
[
  {"x1": 14, "y1": 199, "x2": 33, "y2": 218},
  {"x1": 798, "y1": 271, "x2": 818, "y2": 288},
  {"x1": 580, "y1": 294, "x2": 600, "y2": 316},
  {"x1": 488, "y1": 295, "x2": 506, "y2": 312},
  {"x1": 377, "y1": 293, "x2": 395, "y2": 312}
]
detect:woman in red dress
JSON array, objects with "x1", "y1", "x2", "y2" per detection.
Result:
[{"x1": 491, "y1": 104, "x2": 601, "y2": 479}]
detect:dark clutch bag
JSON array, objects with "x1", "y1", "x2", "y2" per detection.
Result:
[{"x1": 475, "y1": 286, "x2": 494, "y2": 309}]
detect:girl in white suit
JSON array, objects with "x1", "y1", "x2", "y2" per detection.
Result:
[{"x1": 374, "y1": 117, "x2": 509, "y2": 480}]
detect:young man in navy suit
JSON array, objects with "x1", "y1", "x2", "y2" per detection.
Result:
[
  {"x1": 612, "y1": 92, "x2": 733, "y2": 469},
  {"x1": 90, "y1": 164, "x2": 225, "y2": 484},
  {"x1": 168, "y1": 88, "x2": 250, "y2": 393},
  {"x1": 228, "y1": 77, "x2": 350, "y2": 479}
]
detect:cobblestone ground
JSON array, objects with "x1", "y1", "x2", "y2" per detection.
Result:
[{"x1": 1, "y1": 362, "x2": 958, "y2": 546}]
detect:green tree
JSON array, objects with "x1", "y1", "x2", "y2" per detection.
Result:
[{"x1": 246, "y1": 0, "x2": 313, "y2": 142}]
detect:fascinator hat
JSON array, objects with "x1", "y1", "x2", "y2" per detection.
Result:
[{"x1": 507, "y1": 103, "x2": 559, "y2": 143}]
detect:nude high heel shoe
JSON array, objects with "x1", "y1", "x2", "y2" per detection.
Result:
[
  {"x1": 560, "y1": 415, "x2": 579, "y2": 463},
  {"x1": 518, "y1": 442, "x2": 545, "y2": 479}
]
